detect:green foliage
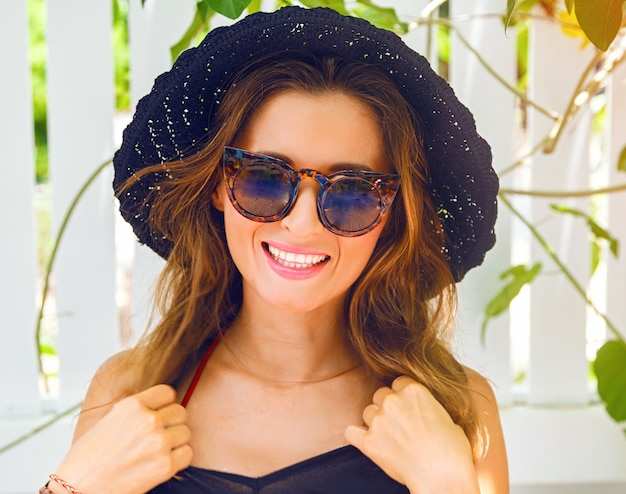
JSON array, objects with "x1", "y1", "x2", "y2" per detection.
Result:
[
  {"x1": 113, "y1": 0, "x2": 130, "y2": 110},
  {"x1": 481, "y1": 263, "x2": 542, "y2": 342},
  {"x1": 169, "y1": 0, "x2": 409, "y2": 61},
  {"x1": 169, "y1": 0, "x2": 227, "y2": 61},
  {"x1": 594, "y1": 340, "x2": 626, "y2": 430},
  {"x1": 573, "y1": 0, "x2": 625, "y2": 51},
  {"x1": 28, "y1": 0, "x2": 48, "y2": 183},
  {"x1": 506, "y1": 0, "x2": 626, "y2": 51},
  {"x1": 349, "y1": 0, "x2": 408, "y2": 33},
  {"x1": 207, "y1": 0, "x2": 250, "y2": 18},
  {"x1": 618, "y1": 146, "x2": 626, "y2": 173},
  {"x1": 551, "y1": 204, "x2": 620, "y2": 274},
  {"x1": 299, "y1": 0, "x2": 349, "y2": 15}
]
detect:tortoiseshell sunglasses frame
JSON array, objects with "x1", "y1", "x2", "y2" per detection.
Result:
[{"x1": 223, "y1": 146, "x2": 401, "y2": 237}]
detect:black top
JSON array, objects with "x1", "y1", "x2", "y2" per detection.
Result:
[{"x1": 149, "y1": 445, "x2": 409, "y2": 493}]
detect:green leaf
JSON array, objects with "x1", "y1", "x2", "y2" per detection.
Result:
[
  {"x1": 481, "y1": 263, "x2": 542, "y2": 342},
  {"x1": 300, "y1": 0, "x2": 349, "y2": 15},
  {"x1": 573, "y1": 0, "x2": 624, "y2": 51},
  {"x1": 207, "y1": 0, "x2": 251, "y2": 19},
  {"x1": 170, "y1": 6, "x2": 215, "y2": 61},
  {"x1": 505, "y1": 0, "x2": 520, "y2": 30},
  {"x1": 351, "y1": 0, "x2": 408, "y2": 33},
  {"x1": 564, "y1": 0, "x2": 575, "y2": 14},
  {"x1": 505, "y1": 0, "x2": 540, "y2": 29},
  {"x1": 246, "y1": 0, "x2": 263, "y2": 14},
  {"x1": 591, "y1": 240, "x2": 600, "y2": 275},
  {"x1": 594, "y1": 340, "x2": 626, "y2": 422},
  {"x1": 551, "y1": 204, "x2": 619, "y2": 258},
  {"x1": 618, "y1": 145, "x2": 626, "y2": 173}
]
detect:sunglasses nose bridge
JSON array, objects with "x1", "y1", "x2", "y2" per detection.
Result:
[{"x1": 293, "y1": 168, "x2": 328, "y2": 196}]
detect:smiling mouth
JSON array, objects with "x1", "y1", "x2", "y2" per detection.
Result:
[{"x1": 264, "y1": 243, "x2": 330, "y2": 269}]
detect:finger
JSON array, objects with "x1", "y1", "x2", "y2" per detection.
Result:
[
  {"x1": 344, "y1": 424, "x2": 367, "y2": 451},
  {"x1": 158, "y1": 403, "x2": 188, "y2": 427},
  {"x1": 165, "y1": 423, "x2": 192, "y2": 450},
  {"x1": 372, "y1": 386, "x2": 393, "y2": 406},
  {"x1": 168, "y1": 444, "x2": 193, "y2": 475},
  {"x1": 391, "y1": 375, "x2": 420, "y2": 392},
  {"x1": 136, "y1": 384, "x2": 177, "y2": 410},
  {"x1": 362, "y1": 403, "x2": 380, "y2": 426}
]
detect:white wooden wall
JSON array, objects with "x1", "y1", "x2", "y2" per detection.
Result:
[{"x1": 1, "y1": 0, "x2": 625, "y2": 491}]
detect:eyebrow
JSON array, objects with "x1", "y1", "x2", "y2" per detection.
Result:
[{"x1": 258, "y1": 150, "x2": 375, "y2": 173}]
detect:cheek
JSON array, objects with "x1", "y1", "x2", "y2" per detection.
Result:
[
  {"x1": 341, "y1": 228, "x2": 384, "y2": 273},
  {"x1": 222, "y1": 200, "x2": 260, "y2": 268}
]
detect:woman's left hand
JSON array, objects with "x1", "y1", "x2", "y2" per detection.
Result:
[{"x1": 345, "y1": 376, "x2": 480, "y2": 494}]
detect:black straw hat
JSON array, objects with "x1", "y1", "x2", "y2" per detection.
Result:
[{"x1": 113, "y1": 6, "x2": 498, "y2": 281}]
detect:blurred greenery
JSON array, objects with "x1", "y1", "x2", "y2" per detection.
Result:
[{"x1": 28, "y1": 0, "x2": 47, "y2": 183}]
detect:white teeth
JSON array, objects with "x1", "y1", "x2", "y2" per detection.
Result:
[{"x1": 267, "y1": 245, "x2": 329, "y2": 269}]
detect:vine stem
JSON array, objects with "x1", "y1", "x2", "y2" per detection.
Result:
[
  {"x1": 35, "y1": 159, "x2": 112, "y2": 391},
  {"x1": 415, "y1": 17, "x2": 561, "y2": 121},
  {"x1": 500, "y1": 193, "x2": 624, "y2": 343},
  {"x1": 501, "y1": 182, "x2": 626, "y2": 198},
  {"x1": 0, "y1": 402, "x2": 82, "y2": 456}
]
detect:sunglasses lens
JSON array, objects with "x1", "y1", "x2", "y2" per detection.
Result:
[
  {"x1": 323, "y1": 178, "x2": 382, "y2": 233},
  {"x1": 233, "y1": 164, "x2": 291, "y2": 217}
]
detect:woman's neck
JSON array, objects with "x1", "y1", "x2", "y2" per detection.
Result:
[{"x1": 221, "y1": 301, "x2": 360, "y2": 384}]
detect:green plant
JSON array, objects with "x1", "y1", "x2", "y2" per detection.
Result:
[{"x1": 487, "y1": 0, "x2": 626, "y2": 431}]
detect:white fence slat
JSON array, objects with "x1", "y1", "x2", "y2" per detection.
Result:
[
  {"x1": 527, "y1": 22, "x2": 593, "y2": 405},
  {"x1": 0, "y1": 0, "x2": 41, "y2": 416},
  {"x1": 46, "y1": 0, "x2": 119, "y2": 408},
  {"x1": 606, "y1": 61, "x2": 626, "y2": 336},
  {"x1": 449, "y1": 0, "x2": 516, "y2": 405},
  {"x1": 128, "y1": 0, "x2": 196, "y2": 103},
  {"x1": 123, "y1": 0, "x2": 195, "y2": 340},
  {"x1": 390, "y1": 0, "x2": 433, "y2": 61}
]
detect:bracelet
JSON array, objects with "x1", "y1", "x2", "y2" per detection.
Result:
[{"x1": 41, "y1": 475, "x2": 83, "y2": 494}]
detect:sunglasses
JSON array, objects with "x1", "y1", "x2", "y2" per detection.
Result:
[{"x1": 223, "y1": 147, "x2": 401, "y2": 237}]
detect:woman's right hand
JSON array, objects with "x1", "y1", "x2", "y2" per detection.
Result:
[{"x1": 49, "y1": 384, "x2": 192, "y2": 494}]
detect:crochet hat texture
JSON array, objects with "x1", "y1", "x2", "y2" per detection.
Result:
[{"x1": 113, "y1": 6, "x2": 499, "y2": 281}]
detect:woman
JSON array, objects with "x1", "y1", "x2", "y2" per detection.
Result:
[{"x1": 42, "y1": 7, "x2": 507, "y2": 494}]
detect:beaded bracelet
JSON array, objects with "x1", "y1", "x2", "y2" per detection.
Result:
[{"x1": 38, "y1": 475, "x2": 83, "y2": 494}]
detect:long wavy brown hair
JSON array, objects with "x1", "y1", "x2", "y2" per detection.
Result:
[{"x1": 117, "y1": 51, "x2": 485, "y2": 459}]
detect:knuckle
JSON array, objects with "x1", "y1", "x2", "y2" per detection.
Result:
[
  {"x1": 146, "y1": 430, "x2": 169, "y2": 453},
  {"x1": 380, "y1": 392, "x2": 401, "y2": 413},
  {"x1": 172, "y1": 404, "x2": 188, "y2": 422},
  {"x1": 143, "y1": 411, "x2": 164, "y2": 430}
]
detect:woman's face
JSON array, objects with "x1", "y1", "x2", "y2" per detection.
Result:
[{"x1": 213, "y1": 89, "x2": 392, "y2": 314}]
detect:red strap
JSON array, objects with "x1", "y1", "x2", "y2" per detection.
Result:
[{"x1": 181, "y1": 335, "x2": 221, "y2": 408}]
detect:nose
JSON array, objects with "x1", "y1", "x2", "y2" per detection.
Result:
[{"x1": 280, "y1": 177, "x2": 325, "y2": 237}]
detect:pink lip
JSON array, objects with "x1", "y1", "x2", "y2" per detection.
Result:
[{"x1": 262, "y1": 241, "x2": 329, "y2": 280}]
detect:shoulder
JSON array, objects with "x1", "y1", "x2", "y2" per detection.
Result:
[
  {"x1": 464, "y1": 366, "x2": 497, "y2": 406},
  {"x1": 463, "y1": 366, "x2": 510, "y2": 494},
  {"x1": 72, "y1": 350, "x2": 136, "y2": 442}
]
